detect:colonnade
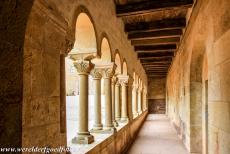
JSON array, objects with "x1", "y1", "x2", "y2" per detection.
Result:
[{"x1": 66, "y1": 58, "x2": 147, "y2": 144}]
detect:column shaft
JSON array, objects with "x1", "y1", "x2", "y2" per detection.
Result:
[
  {"x1": 104, "y1": 78, "x2": 114, "y2": 128},
  {"x1": 132, "y1": 87, "x2": 138, "y2": 117},
  {"x1": 93, "y1": 78, "x2": 102, "y2": 129},
  {"x1": 115, "y1": 83, "x2": 121, "y2": 120},
  {"x1": 112, "y1": 78, "x2": 118, "y2": 126},
  {"x1": 121, "y1": 84, "x2": 128, "y2": 121},
  {"x1": 138, "y1": 89, "x2": 142, "y2": 114},
  {"x1": 78, "y1": 74, "x2": 89, "y2": 133}
]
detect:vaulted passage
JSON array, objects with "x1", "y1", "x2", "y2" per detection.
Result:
[{"x1": 0, "y1": 0, "x2": 230, "y2": 154}]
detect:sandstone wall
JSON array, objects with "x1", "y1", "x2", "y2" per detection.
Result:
[
  {"x1": 166, "y1": 0, "x2": 230, "y2": 153},
  {"x1": 148, "y1": 78, "x2": 166, "y2": 114}
]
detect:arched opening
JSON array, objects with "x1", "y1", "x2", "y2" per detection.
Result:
[
  {"x1": 190, "y1": 40, "x2": 207, "y2": 153},
  {"x1": 65, "y1": 12, "x2": 97, "y2": 145},
  {"x1": 115, "y1": 52, "x2": 122, "y2": 75},
  {"x1": 122, "y1": 60, "x2": 128, "y2": 75},
  {"x1": 91, "y1": 36, "x2": 113, "y2": 127}
]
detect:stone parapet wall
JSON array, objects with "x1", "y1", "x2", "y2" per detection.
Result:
[{"x1": 86, "y1": 111, "x2": 148, "y2": 154}]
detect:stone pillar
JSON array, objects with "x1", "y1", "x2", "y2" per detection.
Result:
[
  {"x1": 115, "y1": 81, "x2": 121, "y2": 121},
  {"x1": 102, "y1": 64, "x2": 116, "y2": 132},
  {"x1": 60, "y1": 53, "x2": 67, "y2": 133},
  {"x1": 112, "y1": 77, "x2": 118, "y2": 127},
  {"x1": 91, "y1": 68, "x2": 103, "y2": 132},
  {"x1": 142, "y1": 88, "x2": 146, "y2": 111},
  {"x1": 137, "y1": 87, "x2": 142, "y2": 114},
  {"x1": 119, "y1": 75, "x2": 129, "y2": 122},
  {"x1": 72, "y1": 60, "x2": 94, "y2": 144},
  {"x1": 132, "y1": 84, "x2": 138, "y2": 117}
]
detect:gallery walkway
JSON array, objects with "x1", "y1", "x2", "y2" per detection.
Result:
[{"x1": 128, "y1": 114, "x2": 188, "y2": 154}]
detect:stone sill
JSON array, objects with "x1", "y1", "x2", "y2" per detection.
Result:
[{"x1": 69, "y1": 112, "x2": 147, "y2": 154}]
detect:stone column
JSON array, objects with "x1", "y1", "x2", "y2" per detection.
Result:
[
  {"x1": 137, "y1": 86, "x2": 142, "y2": 114},
  {"x1": 142, "y1": 88, "x2": 146, "y2": 111},
  {"x1": 119, "y1": 75, "x2": 129, "y2": 122},
  {"x1": 115, "y1": 80, "x2": 121, "y2": 121},
  {"x1": 132, "y1": 84, "x2": 138, "y2": 117},
  {"x1": 72, "y1": 60, "x2": 94, "y2": 144},
  {"x1": 91, "y1": 68, "x2": 103, "y2": 132},
  {"x1": 112, "y1": 77, "x2": 119, "y2": 127},
  {"x1": 102, "y1": 64, "x2": 116, "y2": 133}
]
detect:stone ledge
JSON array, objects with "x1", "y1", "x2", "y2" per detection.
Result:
[{"x1": 69, "y1": 111, "x2": 148, "y2": 154}]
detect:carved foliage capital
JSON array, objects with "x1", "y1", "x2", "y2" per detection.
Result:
[
  {"x1": 73, "y1": 60, "x2": 94, "y2": 74},
  {"x1": 102, "y1": 63, "x2": 116, "y2": 79},
  {"x1": 118, "y1": 75, "x2": 129, "y2": 86},
  {"x1": 91, "y1": 68, "x2": 102, "y2": 79}
]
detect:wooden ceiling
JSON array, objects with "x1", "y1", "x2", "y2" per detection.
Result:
[{"x1": 115, "y1": 0, "x2": 194, "y2": 78}]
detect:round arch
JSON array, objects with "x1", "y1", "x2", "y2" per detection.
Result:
[
  {"x1": 70, "y1": 6, "x2": 99, "y2": 56},
  {"x1": 114, "y1": 51, "x2": 122, "y2": 74},
  {"x1": 100, "y1": 34, "x2": 112, "y2": 62},
  {"x1": 122, "y1": 60, "x2": 128, "y2": 75}
]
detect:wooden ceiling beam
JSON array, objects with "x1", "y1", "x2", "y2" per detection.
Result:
[
  {"x1": 138, "y1": 51, "x2": 174, "y2": 58},
  {"x1": 128, "y1": 29, "x2": 183, "y2": 40},
  {"x1": 116, "y1": 0, "x2": 193, "y2": 17},
  {"x1": 135, "y1": 44, "x2": 177, "y2": 51},
  {"x1": 125, "y1": 18, "x2": 186, "y2": 32},
  {"x1": 139, "y1": 56, "x2": 173, "y2": 60},
  {"x1": 131, "y1": 37, "x2": 180, "y2": 46}
]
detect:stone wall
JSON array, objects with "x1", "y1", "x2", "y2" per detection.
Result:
[
  {"x1": 166, "y1": 0, "x2": 230, "y2": 153},
  {"x1": 86, "y1": 111, "x2": 147, "y2": 154},
  {"x1": 148, "y1": 78, "x2": 166, "y2": 114}
]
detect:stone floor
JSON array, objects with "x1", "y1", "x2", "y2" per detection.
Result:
[{"x1": 128, "y1": 114, "x2": 188, "y2": 154}]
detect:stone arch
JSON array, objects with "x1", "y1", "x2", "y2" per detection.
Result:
[
  {"x1": 70, "y1": 6, "x2": 98, "y2": 57},
  {"x1": 114, "y1": 51, "x2": 122, "y2": 74},
  {"x1": 100, "y1": 34, "x2": 112, "y2": 62},
  {"x1": 189, "y1": 39, "x2": 207, "y2": 153},
  {"x1": 122, "y1": 60, "x2": 128, "y2": 75}
]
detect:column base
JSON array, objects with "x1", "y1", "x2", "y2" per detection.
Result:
[
  {"x1": 120, "y1": 117, "x2": 129, "y2": 123},
  {"x1": 90, "y1": 124, "x2": 103, "y2": 133},
  {"x1": 133, "y1": 112, "x2": 139, "y2": 118},
  {"x1": 102, "y1": 126, "x2": 117, "y2": 134},
  {"x1": 72, "y1": 133, "x2": 94, "y2": 144},
  {"x1": 113, "y1": 120, "x2": 119, "y2": 127}
]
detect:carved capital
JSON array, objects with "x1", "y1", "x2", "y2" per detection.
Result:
[
  {"x1": 91, "y1": 68, "x2": 102, "y2": 79},
  {"x1": 73, "y1": 60, "x2": 94, "y2": 75},
  {"x1": 102, "y1": 63, "x2": 116, "y2": 79},
  {"x1": 60, "y1": 39, "x2": 74, "y2": 56},
  {"x1": 117, "y1": 75, "x2": 129, "y2": 86}
]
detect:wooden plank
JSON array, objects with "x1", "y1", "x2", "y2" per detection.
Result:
[
  {"x1": 138, "y1": 51, "x2": 174, "y2": 58},
  {"x1": 116, "y1": 0, "x2": 194, "y2": 17},
  {"x1": 136, "y1": 50, "x2": 175, "y2": 53},
  {"x1": 128, "y1": 29, "x2": 183, "y2": 40},
  {"x1": 141, "y1": 58, "x2": 172, "y2": 63},
  {"x1": 139, "y1": 56, "x2": 173, "y2": 60},
  {"x1": 135, "y1": 44, "x2": 177, "y2": 51},
  {"x1": 132, "y1": 37, "x2": 180, "y2": 46},
  {"x1": 125, "y1": 18, "x2": 186, "y2": 32}
]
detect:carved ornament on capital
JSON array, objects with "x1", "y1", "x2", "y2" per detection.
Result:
[
  {"x1": 91, "y1": 68, "x2": 103, "y2": 79},
  {"x1": 118, "y1": 75, "x2": 129, "y2": 86},
  {"x1": 102, "y1": 63, "x2": 116, "y2": 79},
  {"x1": 73, "y1": 60, "x2": 94, "y2": 75}
]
